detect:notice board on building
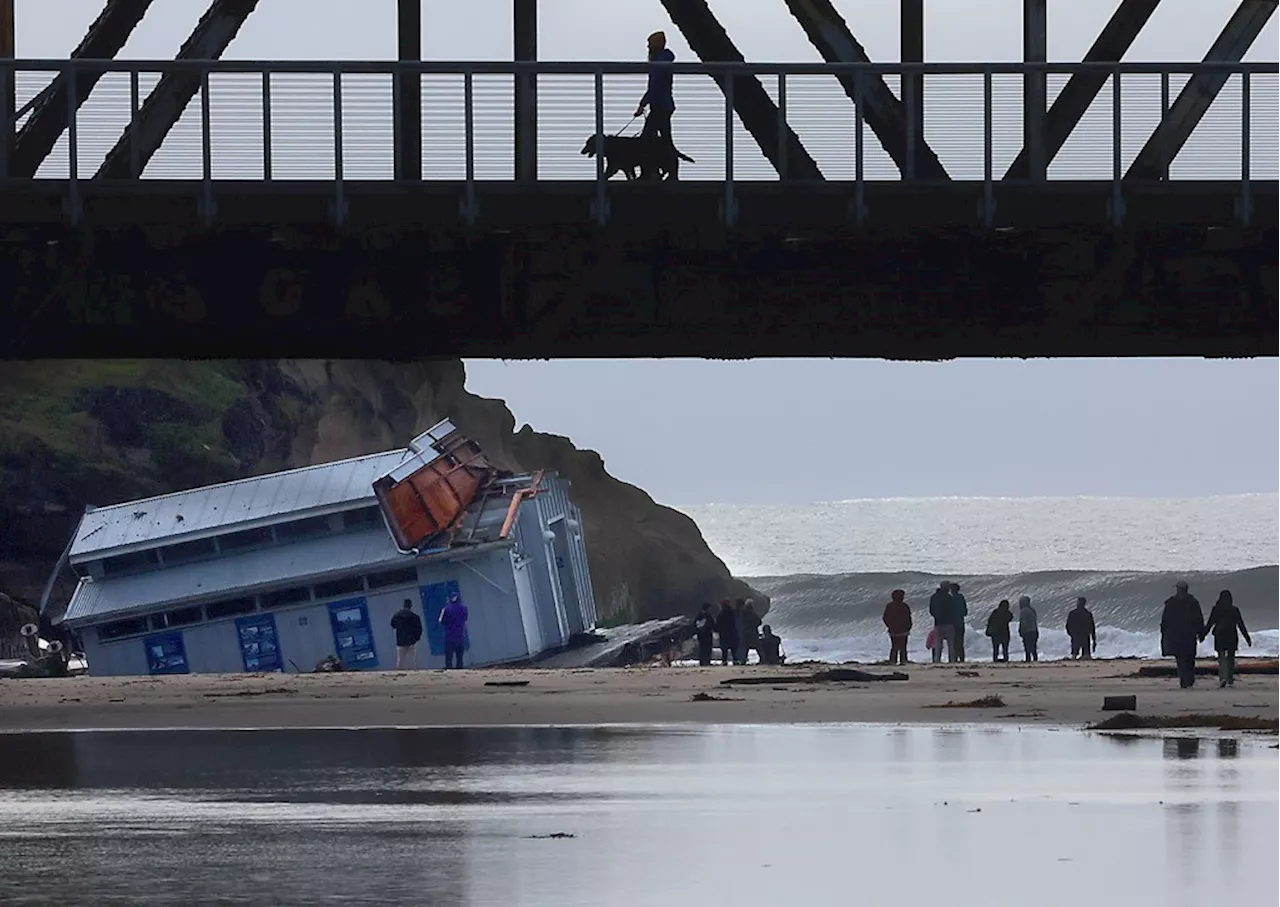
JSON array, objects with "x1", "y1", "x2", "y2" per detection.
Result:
[
  {"x1": 328, "y1": 598, "x2": 378, "y2": 669},
  {"x1": 144, "y1": 632, "x2": 189, "y2": 676},
  {"x1": 236, "y1": 613, "x2": 283, "y2": 673}
]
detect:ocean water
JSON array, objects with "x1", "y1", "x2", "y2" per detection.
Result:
[
  {"x1": 0, "y1": 726, "x2": 1275, "y2": 907},
  {"x1": 679, "y1": 495, "x2": 1279, "y2": 663}
]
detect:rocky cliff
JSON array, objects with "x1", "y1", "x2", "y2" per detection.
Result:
[{"x1": 0, "y1": 360, "x2": 764, "y2": 624}]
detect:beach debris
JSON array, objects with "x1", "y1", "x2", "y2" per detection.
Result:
[
  {"x1": 1132, "y1": 660, "x2": 1276, "y2": 678},
  {"x1": 691, "y1": 692, "x2": 743, "y2": 702},
  {"x1": 526, "y1": 832, "x2": 575, "y2": 839},
  {"x1": 1087, "y1": 712, "x2": 1278, "y2": 733},
  {"x1": 484, "y1": 680, "x2": 531, "y2": 687},
  {"x1": 313, "y1": 655, "x2": 346, "y2": 672},
  {"x1": 1102, "y1": 695, "x2": 1138, "y2": 712},
  {"x1": 202, "y1": 687, "x2": 297, "y2": 698},
  {"x1": 721, "y1": 668, "x2": 908, "y2": 686},
  {"x1": 956, "y1": 670, "x2": 980, "y2": 677},
  {"x1": 924, "y1": 695, "x2": 1007, "y2": 709}
]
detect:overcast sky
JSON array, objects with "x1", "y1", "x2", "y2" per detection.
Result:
[{"x1": 17, "y1": 2, "x2": 1279, "y2": 506}]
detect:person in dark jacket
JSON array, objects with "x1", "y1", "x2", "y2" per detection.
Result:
[
  {"x1": 949, "y1": 583, "x2": 969, "y2": 662},
  {"x1": 928, "y1": 583, "x2": 955, "y2": 663},
  {"x1": 757, "y1": 625, "x2": 785, "y2": 665},
  {"x1": 882, "y1": 589, "x2": 912, "y2": 665},
  {"x1": 1065, "y1": 598, "x2": 1097, "y2": 660},
  {"x1": 636, "y1": 31, "x2": 676, "y2": 150},
  {"x1": 1017, "y1": 596, "x2": 1039, "y2": 662},
  {"x1": 390, "y1": 599, "x2": 424, "y2": 670},
  {"x1": 1161, "y1": 580, "x2": 1204, "y2": 688},
  {"x1": 715, "y1": 599, "x2": 739, "y2": 665},
  {"x1": 693, "y1": 603, "x2": 716, "y2": 666},
  {"x1": 738, "y1": 599, "x2": 762, "y2": 664},
  {"x1": 985, "y1": 600, "x2": 1014, "y2": 663},
  {"x1": 1201, "y1": 589, "x2": 1250, "y2": 688}
]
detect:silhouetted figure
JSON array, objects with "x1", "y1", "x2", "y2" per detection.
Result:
[
  {"x1": 693, "y1": 603, "x2": 716, "y2": 666},
  {"x1": 1201, "y1": 589, "x2": 1249, "y2": 688},
  {"x1": 390, "y1": 599, "x2": 424, "y2": 670},
  {"x1": 439, "y1": 591, "x2": 469, "y2": 670},
  {"x1": 636, "y1": 31, "x2": 676, "y2": 151},
  {"x1": 1066, "y1": 598, "x2": 1097, "y2": 660},
  {"x1": 986, "y1": 600, "x2": 1014, "y2": 662},
  {"x1": 738, "y1": 599, "x2": 762, "y2": 664},
  {"x1": 882, "y1": 589, "x2": 912, "y2": 665},
  {"x1": 757, "y1": 624, "x2": 786, "y2": 665},
  {"x1": 715, "y1": 599, "x2": 739, "y2": 665},
  {"x1": 1161, "y1": 581, "x2": 1204, "y2": 688},
  {"x1": 928, "y1": 583, "x2": 956, "y2": 663},
  {"x1": 1017, "y1": 596, "x2": 1039, "y2": 662},
  {"x1": 950, "y1": 583, "x2": 969, "y2": 662}
]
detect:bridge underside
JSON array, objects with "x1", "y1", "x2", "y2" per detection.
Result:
[{"x1": 2, "y1": 204, "x2": 1275, "y2": 359}]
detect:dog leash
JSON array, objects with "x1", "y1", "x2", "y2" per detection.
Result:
[{"x1": 614, "y1": 114, "x2": 640, "y2": 136}]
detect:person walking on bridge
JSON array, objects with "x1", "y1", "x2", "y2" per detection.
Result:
[{"x1": 636, "y1": 31, "x2": 676, "y2": 150}]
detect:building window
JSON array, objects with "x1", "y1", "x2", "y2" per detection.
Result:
[
  {"x1": 150, "y1": 606, "x2": 204, "y2": 631},
  {"x1": 101, "y1": 550, "x2": 161, "y2": 577},
  {"x1": 314, "y1": 576, "x2": 366, "y2": 599},
  {"x1": 219, "y1": 526, "x2": 273, "y2": 552},
  {"x1": 161, "y1": 537, "x2": 218, "y2": 565},
  {"x1": 205, "y1": 597, "x2": 257, "y2": 621},
  {"x1": 366, "y1": 566, "x2": 418, "y2": 590},
  {"x1": 275, "y1": 515, "x2": 333, "y2": 543},
  {"x1": 342, "y1": 506, "x2": 383, "y2": 532},
  {"x1": 261, "y1": 586, "x2": 311, "y2": 609},
  {"x1": 98, "y1": 617, "x2": 150, "y2": 641}
]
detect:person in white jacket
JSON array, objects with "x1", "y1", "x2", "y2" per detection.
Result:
[{"x1": 1017, "y1": 596, "x2": 1039, "y2": 662}]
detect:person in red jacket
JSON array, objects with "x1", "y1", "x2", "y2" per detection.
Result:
[{"x1": 882, "y1": 589, "x2": 913, "y2": 665}]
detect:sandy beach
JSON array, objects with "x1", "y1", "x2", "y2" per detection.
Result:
[{"x1": 0, "y1": 658, "x2": 1274, "y2": 732}]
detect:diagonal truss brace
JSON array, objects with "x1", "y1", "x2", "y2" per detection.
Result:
[
  {"x1": 658, "y1": 0, "x2": 824, "y2": 180},
  {"x1": 783, "y1": 0, "x2": 948, "y2": 180},
  {"x1": 1126, "y1": 0, "x2": 1276, "y2": 180},
  {"x1": 10, "y1": 0, "x2": 156, "y2": 178},
  {"x1": 96, "y1": 0, "x2": 259, "y2": 179}
]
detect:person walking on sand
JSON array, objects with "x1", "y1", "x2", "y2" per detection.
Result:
[
  {"x1": 985, "y1": 600, "x2": 1014, "y2": 663},
  {"x1": 882, "y1": 589, "x2": 912, "y2": 666},
  {"x1": 1017, "y1": 596, "x2": 1039, "y2": 662},
  {"x1": 636, "y1": 31, "x2": 676, "y2": 150},
  {"x1": 929, "y1": 582, "x2": 955, "y2": 663},
  {"x1": 1161, "y1": 581, "x2": 1204, "y2": 688},
  {"x1": 738, "y1": 599, "x2": 762, "y2": 664},
  {"x1": 390, "y1": 599, "x2": 424, "y2": 670},
  {"x1": 693, "y1": 603, "x2": 716, "y2": 666},
  {"x1": 950, "y1": 583, "x2": 969, "y2": 662},
  {"x1": 1201, "y1": 590, "x2": 1251, "y2": 688},
  {"x1": 439, "y1": 591, "x2": 469, "y2": 670},
  {"x1": 1066, "y1": 597, "x2": 1097, "y2": 660},
  {"x1": 715, "y1": 599, "x2": 739, "y2": 665}
]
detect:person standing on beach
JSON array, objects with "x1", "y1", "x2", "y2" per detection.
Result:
[
  {"x1": 1201, "y1": 590, "x2": 1251, "y2": 688},
  {"x1": 1017, "y1": 596, "x2": 1039, "y2": 662},
  {"x1": 1161, "y1": 581, "x2": 1204, "y2": 688},
  {"x1": 439, "y1": 591, "x2": 469, "y2": 670},
  {"x1": 715, "y1": 599, "x2": 739, "y2": 665},
  {"x1": 693, "y1": 603, "x2": 716, "y2": 666},
  {"x1": 882, "y1": 589, "x2": 912, "y2": 666},
  {"x1": 928, "y1": 583, "x2": 955, "y2": 664},
  {"x1": 1066, "y1": 598, "x2": 1097, "y2": 660},
  {"x1": 738, "y1": 599, "x2": 762, "y2": 664},
  {"x1": 949, "y1": 583, "x2": 969, "y2": 662},
  {"x1": 390, "y1": 599, "x2": 424, "y2": 670},
  {"x1": 985, "y1": 600, "x2": 1014, "y2": 663}
]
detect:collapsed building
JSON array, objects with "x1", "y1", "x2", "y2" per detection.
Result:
[{"x1": 57, "y1": 420, "x2": 596, "y2": 676}]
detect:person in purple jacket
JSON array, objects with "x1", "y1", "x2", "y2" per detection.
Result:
[{"x1": 439, "y1": 591, "x2": 469, "y2": 670}]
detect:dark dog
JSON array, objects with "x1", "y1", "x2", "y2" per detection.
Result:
[{"x1": 579, "y1": 133, "x2": 695, "y2": 181}]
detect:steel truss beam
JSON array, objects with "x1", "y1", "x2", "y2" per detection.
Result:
[{"x1": 96, "y1": 0, "x2": 259, "y2": 179}]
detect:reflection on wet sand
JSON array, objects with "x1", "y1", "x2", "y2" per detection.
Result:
[{"x1": 0, "y1": 725, "x2": 1275, "y2": 907}]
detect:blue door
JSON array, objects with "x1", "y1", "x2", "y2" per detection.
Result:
[
  {"x1": 328, "y1": 598, "x2": 378, "y2": 670},
  {"x1": 144, "y1": 632, "x2": 189, "y2": 676},
  {"x1": 236, "y1": 613, "x2": 283, "y2": 673}
]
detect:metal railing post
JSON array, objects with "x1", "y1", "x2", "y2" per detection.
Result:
[
  {"x1": 1239, "y1": 70, "x2": 1251, "y2": 226},
  {"x1": 854, "y1": 67, "x2": 865, "y2": 226},
  {"x1": 983, "y1": 68, "x2": 993, "y2": 228},
  {"x1": 200, "y1": 68, "x2": 214, "y2": 227},
  {"x1": 593, "y1": 68, "x2": 606, "y2": 227},
  {"x1": 262, "y1": 70, "x2": 272, "y2": 180},
  {"x1": 0, "y1": 61, "x2": 9, "y2": 180},
  {"x1": 777, "y1": 71, "x2": 787, "y2": 182},
  {"x1": 332, "y1": 69, "x2": 345, "y2": 229},
  {"x1": 724, "y1": 66, "x2": 735, "y2": 227},
  {"x1": 1111, "y1": 68, "x2": 1123, "y2": 228},
  {"x1": 1158, "y1": 69, "x2": 1169, "y2": 181},
  {"x1": 905, "y1": 66, "x2": 916, "y2": 180},
  {"x1": 65, "y1": 63, "x2": 80, "y2": 226},
  {"x1": 463, "y1": 68, "x2": 477, "y2": 225},
  {"x1": 129, "y1": 68, "x2": 140, "y2": 178}
]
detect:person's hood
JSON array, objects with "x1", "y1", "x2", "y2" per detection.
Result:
[{"x1": 650, "y1": 48, "x2": 675, "y2": 62}]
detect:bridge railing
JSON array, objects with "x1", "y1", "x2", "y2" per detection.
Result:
[{"x1": 0, "y1": 59, "x2": 1275, "y2": 223}]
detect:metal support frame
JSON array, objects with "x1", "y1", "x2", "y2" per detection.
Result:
[
  {"x1": 462, "y1": 68, "x2": 477, "y2": 224},
  {"x1": 784, "y1": 0, "x2": 947, "y2": 180},
  {"x1": 96, "y1": 0, "x2": 260, "y2": 179},
  {"x1": 11, "y1": 0, "x2": 155, "y2": 179},
  {"x1": 659, "y1": 0, "x2": 823, "y2": 180},
  {"x1": 1006, "y1": 0, "x2": 1158, "y2": 179},
  {"x1": 901, "y1": 0, "x2": 924, "y2": 156},
  {"x1": 395, "y1": 0, "x2": 422, "y2": 182},
  {"x1": 592, "y1": 68, "x2": 606, "y2": 225},
  {"x1": 1, "y1": 0, "x2": 13, "y2": 178},
  {"x1": 1127, "y1": 0, "x2": 1276, "y2": 180},
  {"x1": 1023, "y1": 0, "x2": 1047, "y2": 181},
  {"x1": 514, "y1": 0, "x2": 537, "y2": 181}
]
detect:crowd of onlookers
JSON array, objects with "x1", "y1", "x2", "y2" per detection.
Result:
[{"x1": 692, "y1": 599, "x2": 785, "y2": 666}]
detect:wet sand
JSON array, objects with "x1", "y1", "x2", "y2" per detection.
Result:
[{"x1": 0, "y1": 658, "x2": 1274, "y2": 731}]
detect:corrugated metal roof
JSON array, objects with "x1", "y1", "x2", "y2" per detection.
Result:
[
  {"x1": 63, "y1": 529, "x2": 415, "y2": 625},
  {"x1": 69, "y1": 449, "x2": 411, "y2": 562}
]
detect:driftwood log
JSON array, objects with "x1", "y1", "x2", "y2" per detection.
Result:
[{"x1": 722, "y1": 668, "x2": 909, "y2": 686}]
